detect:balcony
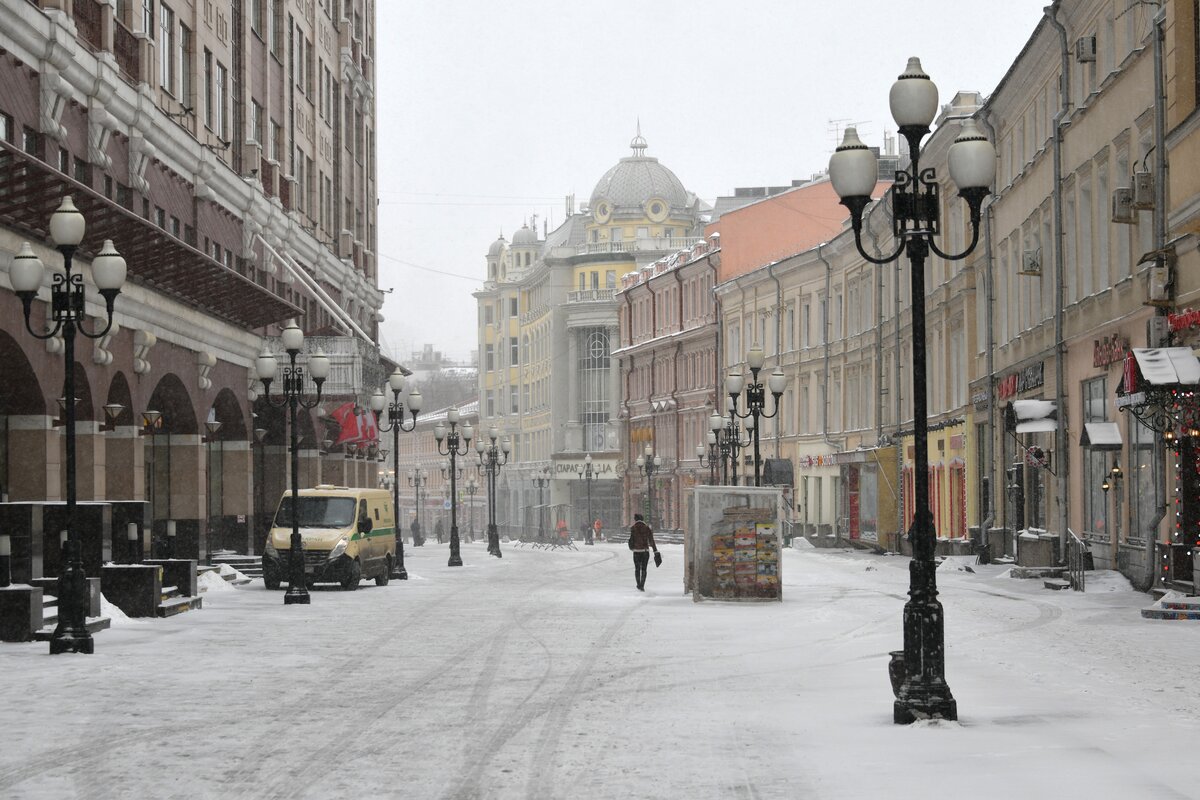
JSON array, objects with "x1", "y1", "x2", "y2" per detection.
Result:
[
  {"x1": 577, "y1": 237, "x2": 703, "y2": 256},
  {"x1": 566, "y1": 288, "x2": 616, "y2": 304}
]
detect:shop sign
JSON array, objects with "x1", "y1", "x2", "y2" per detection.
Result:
[
  {"x1": 949, "y1": 434, "x2": 964, "y2": 450},
  {"x1": 971, "y1": 389, "x2": 990, "y2": 410},
  {"x1": 1093, "y1": 333, "x2": 1129, "y2": 368},
  {"x1": 1169, "y1": 308, "x2": 1200, "y2": 332},
  {"x1": 554, "y1": 458, "x2": 619, "y2": 479},
  {"x1": 997, "y1": 362, "x2": 1044, "y2": 401}
]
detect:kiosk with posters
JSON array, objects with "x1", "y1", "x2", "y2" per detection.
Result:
[{"x1": 687, "y1": 486, "x2": 783, "y2": 602}]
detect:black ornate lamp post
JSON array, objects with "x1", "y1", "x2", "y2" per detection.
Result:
[
  {"x1": 709, "y1": 410, "x2": 750, "y2": 486},
  {"x1": 10, "y1": 196, "x2": 127, "y2": 654},
  {"x1": 255, "y1": 320, "x2": 330, "y2": 605},
  {"x1": 726, "y1": 344, "x2": 786, "y2": 487},
  {"x1": 408, "y1": 468, "x2": 428, "y2": 546},
  {"x1": 434, "y1": 409, "x2": 474, "y2": 567},
  {"x1": 828, "y1": 57, "x2": 995, "y2": 724},
  {"x1": 465, "y1": 476, "x2": 479, "y2": 543},
  {"x1": 532, "y1": 467, "x2": 551, "y2": 542},
  {"x1": 635, "y1": 445, "x2": 662, "y2": 528},
  {"x1": 475, "y1": 426, "x2": 510, "y2": 557},
  {"x1": 577, "y1": 454, "x2": 595, "y2": 544},
  {"x1": 370, "y1": 369, "x2": 421, "y2": 579},
  {"x1": 697, "y1": 434, "x2": 719, "y2": 485},
  {"x1": 253, "y1": 425, "x2": 267, "y2": 552},
  {"x1": 1108, "y1": 460, "x2": 1123, "y2": 541}
]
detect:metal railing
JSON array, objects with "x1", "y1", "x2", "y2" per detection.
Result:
[{"x1": 1066, "y1": 528, "x2": 1088, "y2": 592}]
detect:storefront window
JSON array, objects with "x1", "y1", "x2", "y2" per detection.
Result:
[
  {"x1": 1082, "y1": 377, "x2": 1109, "y2": 539},
  {"x1": 1128, "y1": 418, "x2": 1156, "y2": 544}
]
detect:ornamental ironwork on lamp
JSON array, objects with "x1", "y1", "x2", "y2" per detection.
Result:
[
  {"x1": 434, "y1": 408, "x2": 474, "y2": 566},
  {"x1": 476, "y1": 426, "x2": 510, "y2": 557}
]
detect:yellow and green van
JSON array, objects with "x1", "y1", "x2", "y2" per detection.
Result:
[{"x1": 262, "y1": 486, "x2": 396, "y2": 591}]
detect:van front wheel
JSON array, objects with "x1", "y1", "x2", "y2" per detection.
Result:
[
  {"x1": 341, "y1": 558, "x2": 361, "y2": 591},
  {"x1": 375, "y1": 555, "x2": 391, "y2": 587}
]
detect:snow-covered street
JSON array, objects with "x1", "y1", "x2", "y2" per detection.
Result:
[{"x1": 2, "y1": 541, "x2": 1199, "y2": 800}]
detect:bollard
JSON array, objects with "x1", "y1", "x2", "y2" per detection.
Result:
[
  {"x1": 127, "y1": 523, "x2": 140, "y2": 564},
  {"x1": 0, "y1": 533, "x2": 11, "y2": 588}
]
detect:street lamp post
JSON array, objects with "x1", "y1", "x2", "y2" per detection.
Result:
[
  {"x1": 10, "y1": 196, "x2": 127, "y2": 654},
  {"x1": 532, "y1": 467, "x2": 551, "y2": 542},
  {"x1": 828, "y1": 57, "x2": 995, "y2": 724},
  {"x1": 253, "y1": 425, "x2": 267, "y2": 553},
  {"x1": 475, "y1": 426, "x2": 510, "y2": 557},
  {"x1": 1108, "y1": 460, "x2": 1123, "y2": 542},
  {"x1": 709, "y1": 410, "x2": 751, "y2": 486},
  {"x1": 635, "y1": 445, "x2": 662, "y2": 529},
  {"x1": 465, "y1": 476, "x2": 479, "y2": 543},
  {"x1": 434, "y1": 409, "x2": 474, "y2": 567},
  {"x1": 408, "y1": 468, "x2": 429, "y2": 546},
  {"x1": 697, "y1": 434, "x2": 719, "y2": 485},
  {"x1": 203, "y1": 419, "x2": 222, "y2": 555},
  {"x1": 370, "y1": 370, "x2": 421, "y2": 579},
  {"x1": 726, "y1": 345, "x2": 786, "y2": 486},
  {"x1": 577, "y1": 454, "x2": 595, "y2": 545},
  {"x1": 255, "y1": 320, "x2": 331, "y2": 605}
]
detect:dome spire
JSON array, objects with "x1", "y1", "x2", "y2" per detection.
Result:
[{"x1": 630, "y1": 118, "x2": 647, "y2": 157}]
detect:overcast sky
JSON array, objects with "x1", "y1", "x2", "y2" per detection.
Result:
[{"x1": 374, "y1": 1, "x2": 1049, "y2": 365}]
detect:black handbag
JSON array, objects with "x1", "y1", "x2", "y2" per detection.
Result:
[{"x1": 653, "y1": 551, "x2": 663, "y2": 568}]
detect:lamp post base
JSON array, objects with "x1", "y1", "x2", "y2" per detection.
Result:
[
  {"x1": 448, "y1": 529, "x2": 463, "y2": 567},
  {"x1": 893, "y1": 557, "x2": 956, "y2": 724},
  {"x1": 894, "y1": 690, "x2": 957, "y2": 724},
  {"x1": 49, "y1": 543, "x2": 94, "y2": 655}
]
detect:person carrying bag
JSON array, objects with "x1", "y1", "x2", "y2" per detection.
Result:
[{"x1": 627, "y1": 514, "x2": 658, "y2": 592}]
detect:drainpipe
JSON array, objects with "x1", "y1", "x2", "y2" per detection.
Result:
[
  {"x1": 622, "y1": 289, "x2": 634, "y2": 521},
  {"x1": 1046, "y1": 1, "x2": 1070, "y2": 556},
  {"x1": 1142, "y1": 7, "x2": 1169, "y2": 591},
  {"x1": 816, "y1": 244, "x2": 841, "y2": 451},
  {"x1": 767, "y1": 260, "x2": 783, "y2": 458},
  {"x1": 978, "y1": 110, "x2": 1000, "y2": 558},
  {"x1": 671, "y1": 260, "x2": 686, "y2": 529}
]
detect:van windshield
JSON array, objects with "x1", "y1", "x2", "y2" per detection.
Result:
[{"x1": 274, "y1": 496, "x2": 357, "y2": 529}]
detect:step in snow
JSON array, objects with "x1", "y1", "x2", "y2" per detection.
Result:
[
  {"x1": 33, "y1": 616, "x2": 112, "y2": 641},
  {"x1": 157, "y1": 595, "x2": 202, "y2": 617},
  {"x1": 1043, "y1": 578, "x2": 1071, "y2": 590}
]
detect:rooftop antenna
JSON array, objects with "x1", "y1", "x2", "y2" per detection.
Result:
[{"x1": 828, "y1": 118, "x2": 870, "y2": 151}]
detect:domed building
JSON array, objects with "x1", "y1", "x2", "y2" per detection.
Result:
[{"x1": 474, "y1": 129, "x2": 705, "y2": 545}]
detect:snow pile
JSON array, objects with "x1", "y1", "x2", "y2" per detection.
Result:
[
  {"x1": 198, "y1": 570, "x2": 234, "y2": 593},
  {"x1": 99, "y1": 594, "x2": 137, "y2": 626},
  {"x1": 217, "y1": 562, "x2": 249, "y2": 581},
  {"x1": 790, "y1": 536, "x2": 814, "y2": 549},
  {"x1": 937, "y1": 556, "x2": 976, "y2": 573}
]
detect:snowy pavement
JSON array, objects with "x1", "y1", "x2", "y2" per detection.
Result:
[{"x1": 2, "y1": 541, "x2": 1199, "y2": 800}]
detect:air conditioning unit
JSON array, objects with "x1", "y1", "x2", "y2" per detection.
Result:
[
  {"x1": 1112, "y1": 188, "x2": 1135, "y2": 224},
  {"x1": 1019, "y1": 248, "x2": 1042, "y2": 276},
  {"x1": 1148, "y1": 263, "x2": 1171, "y2": 303},
  {"x1": 1075, "y1": 35, "x2": 1097, "y2": 62},
  {"x1": 1132, "y1": 171, "x2": 1155, "y2": 209}
]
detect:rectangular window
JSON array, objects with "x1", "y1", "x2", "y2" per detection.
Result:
[
  {"x1": 179, "y1": 24, "x2": 193, "y2": 107},
  {"x1": 160, "y1": 4, "x2": 175, "y2": 94},
  {"x1": 143, "y1": 0, "x2": 154, "y2": 37},
  {"x1": 510, "y1": 337, "x2": 518, "y2": 365},
  {"x1": 485, "y1": 344, "x2": 494, "y2": 372},
  {"x1": 215, "y1": 61, "x2": 228, "y2": 139},
  {"x1": 203, "y1": 48, "x2": 213, "y2": 129},
  {"x1": 509, "y1": 297, "x2": 518, "y2": 317}
]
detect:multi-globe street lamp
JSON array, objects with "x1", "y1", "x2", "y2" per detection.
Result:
[
  {"x1": 10, "y1": 196, "x2": 127, "y2": 654},
  {"x1": 255, "y1": 320, "x2": 331, "y2": 605},
  {"x1": 532, "y1": 467, "x2": 551, "y2": 542},
  {"x1": 726, "y1": 344, "x2": 786, "y2": 487},
  {"x1": 828, "y1": 57, "x2": 995, "y2": 724},
  {"x1": 370, "y1": 368, "x2": 421, "y2": 580},
  {"x1": 634, "y1": 445, "x2": 662, "y2": 529},
  {"x1": 709, "y1": 408, "x2": 751, "y2": 486},
  {"x1": 434, "y1": 409, "x2": 474, "y2": 567},
  {"x1": 475, "y1": 426, "x2": 510, "y2": 557},
  {"x1": 576, "y1": 454, "x2": 596, "y2": 545},
  {"x1": 408, "y1": 468, "x2": 429, "y2": 546}
]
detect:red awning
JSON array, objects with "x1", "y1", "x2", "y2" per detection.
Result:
[{"x1": 0, "y1": 140, "x2": 299, "y2": 329}]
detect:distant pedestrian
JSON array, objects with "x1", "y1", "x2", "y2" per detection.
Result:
[
  {"x1": 556, "y1": 518, "x2": 569, "y2": 545},
  {"x1": 593, "y1": 518, "x2": 603, "y2": 542},
  {"x1": 580, "y1": 520, "x2": 592, "y2": 546},
  {"x1": 410, "y1": 519, "x2": 423, "y2": 547},
  {"x1": 434, "y1": 517, "x2": 445, "y2": 544},
  {"x1": 627, "y1": 514, "x2": 658, "y2": 592}
]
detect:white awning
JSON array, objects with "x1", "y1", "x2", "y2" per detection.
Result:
[
  {"x1": 1131, "y1": 347, "x2": 1200, "y2": 386},
  {"x1": 1011, "y1": 399, "x2": 1057, "y2": 433},
  {"x1": 1082, "y1": 422, "x2": 1122, "y2": 450}
]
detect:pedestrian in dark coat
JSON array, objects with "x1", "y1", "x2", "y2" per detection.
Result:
[
  {"x1": 627, "y1": 514, "x2": 658, "y2": 591},
  {"x1": 434, "y1": 517, "x2": 445, "y2": 544},
  {"x1": 410, "y1": 519, "x2": 423, "y2": 547}
]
